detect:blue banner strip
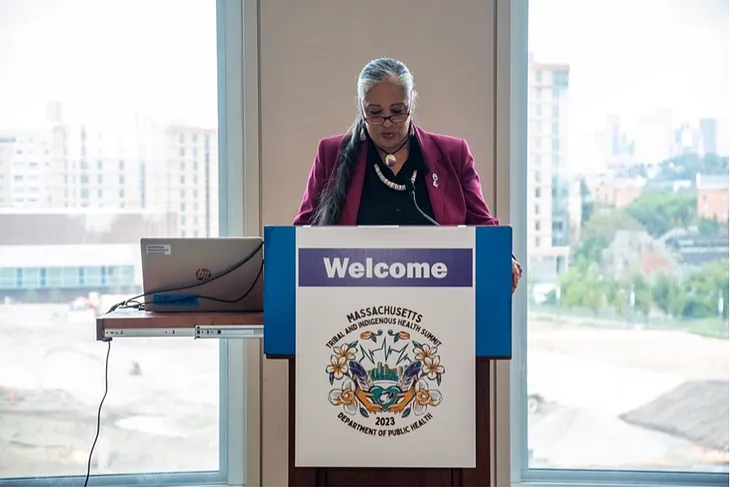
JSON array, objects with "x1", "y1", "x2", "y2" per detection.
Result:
[
  {"x1": 475, "y1": 226, "x2": 513, "y2": 358},
  {"x1": 263, "y1": 226, "x2": 296, "y2": 356}
]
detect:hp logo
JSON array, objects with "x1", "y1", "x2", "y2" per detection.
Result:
[{"x1": 195, "y1": 268, "x2": 212, "y2": 281}]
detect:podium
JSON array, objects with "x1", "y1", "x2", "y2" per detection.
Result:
[{"x1": 263, "y1": 226, "x2": 512, "y2": 487}]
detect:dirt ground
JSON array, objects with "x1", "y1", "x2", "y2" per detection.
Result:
[
  {"x1": 528, "y1": 316, "x2": 728, "y2": 381},
  {"x1": 0, "y1": 305, "x2": 727, "y2": 479},
  {"x1": 0, "y1": 306, "x2": 220, "y2": 479},
  {"x1": 527, "y1": 316, "x2": 728, "y2": 470}
]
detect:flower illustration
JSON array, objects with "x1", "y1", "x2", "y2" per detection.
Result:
[
  {"x1": 413, "y1": 379, "x2": 442, "y2": 416},
  {"x1": 328, "y1": 378, "x2": 358, "y2": 415},
  {"x1": 325, "y1": 354, "x2": 348, "y2": 379},
  {"x1": 414, "y1": 343, "x2": 437, "y2": 362},
  {"x1": 422, "y1": 355, "x2": 445, "y2": 379},
  {"x1": 333, "y1": 343, "x2": 357, "y2": 362}
]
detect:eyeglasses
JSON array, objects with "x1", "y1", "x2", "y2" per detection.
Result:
[{"x1": 363, "y1": 112, "x2": 410, "y2": 125}]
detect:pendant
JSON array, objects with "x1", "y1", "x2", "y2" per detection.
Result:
[{"x1": 385, "y1": 154, "x2": 397, "y2": 168}]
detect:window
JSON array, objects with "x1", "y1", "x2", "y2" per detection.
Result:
[
  {"x1": 511, "y1": 0, "x2": 729, "y2": 485},
  {"x1": 0, "y1": 0, "x2": 247, "y2": 486}
]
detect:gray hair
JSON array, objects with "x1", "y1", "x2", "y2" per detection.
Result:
[
  {"x1": 356, "y1": 57, "x2": 417, "y2": 111},
  {"x1": 311, "y1": 58, "x2": 416, "y2": 225}
]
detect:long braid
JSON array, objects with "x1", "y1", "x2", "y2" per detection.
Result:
[{"x1": 311, "y1": 119, "x2": 364, "y2": 225}]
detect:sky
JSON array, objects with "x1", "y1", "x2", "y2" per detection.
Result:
[
  {"x1": 529, "y1": 0, "x2": 729, "y2": 170},
  {"x1": 0, "y1": 0, "x2": 218, "y2": 128},
  {"x1": 0, "y1": 0, "x2": 727, "y2": 157}
]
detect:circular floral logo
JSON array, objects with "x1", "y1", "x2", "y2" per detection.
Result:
[{"x1": 326, "y1": 328, "x2": 445, "y2": 437}]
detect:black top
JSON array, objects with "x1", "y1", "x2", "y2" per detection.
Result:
[{"x1": 356, "y1": 136, "x2": 437, "y2": 226}]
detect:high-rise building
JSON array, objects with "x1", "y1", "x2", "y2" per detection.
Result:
[
  {"x1": 0, "y1": 111, "x2": 218, "y2": 238},
  {"x1": 527, "y1": 54, "x2": 574, "y2": 282},
  {"x1": 699, "y1": 118, "x2": 718, "y2": 155},
  {"x1": 0, "y1": 126, "x2": 60, "y2": 208},
  {"x1": 596, "y1": 114, "x2": 636, "y2": 169}
]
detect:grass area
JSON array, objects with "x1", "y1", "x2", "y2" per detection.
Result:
[{"x1": 529, "y1": 305, "x2": 729, "y2": 340}]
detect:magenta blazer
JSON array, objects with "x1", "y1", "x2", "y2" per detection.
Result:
[{"x1": 293, "y1": 124, "x2": 500, "y2": 226}]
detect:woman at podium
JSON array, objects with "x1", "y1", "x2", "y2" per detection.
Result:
[{"x1": 293, "y1": 57, "x2": 522, "y2": 291}]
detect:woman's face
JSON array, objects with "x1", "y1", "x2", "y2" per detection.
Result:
[{"x1": 362, "y1": 80, "x2": 411, "y2": 150}]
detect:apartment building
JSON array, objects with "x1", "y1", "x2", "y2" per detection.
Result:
[
  {"x1": 696, "y1": 173, "x2": 729, "y2": 223},
  {"x1": 0, "y1": 110, "x2": 218, "y2": 238},
  {"x1": 527, "y1": 54, "x2": 576, "y2": 282}
]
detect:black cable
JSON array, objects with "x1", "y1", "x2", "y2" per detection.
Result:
[
  {"x1": 135, "y1": 259, "x2": 264, "y2": 309},
  {"x1": 88, "y1": 241, "x2": 262, "y2": 484},
  {"x1": 87, "y1": 243, "x2": 262, "y2": 483},
  {"x1": 172, "y1": 259, "x2": 263, "y2": 304},
  {"x1": 106, "y1": 240, "x2": 263, "y2": 314},
  {"x1": 84, "y1": 338, "x2": 112, "y2": 487},
  {"x1": 116, "y1": 258, "x2": 263, "y2": 311},
  {"x1": 403, "y1": 179, "x2": 439, "y2": 226}
]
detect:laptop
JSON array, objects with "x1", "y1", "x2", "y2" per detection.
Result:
[{"x1": 140, "y1": 237, "x2": 264, "y2": 313}]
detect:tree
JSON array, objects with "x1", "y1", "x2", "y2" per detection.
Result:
[
  {"x1": 696, "y1": 217, "x2": 727, "y2": 235},
  {"x1": 558, "y1": 267, "x2": 585, "y2": 309},
  {"x1": 652, "y1": 273, "x2": 687, "y2": 318},
  {"x1": 615, "y1": 153, "x2": 728, "y2": 180},
  {"x1": 572, "y1": 234, "x2": 612, "y2": 272},
  {"x1": 625, "y1": 193, "x2": 696, "y2": 238},
  {"x1": 581, "y1": 267, "x2": 605, "y2": 314},
  {"x1": 606, "y1": 278, "x2": 630, "y2": 315},
  {"x1": 681, "y1": 259, "x2": 729, "y2": 319},
  {"x1": 582, "y1": 209, "x2": 645, "y2": 242},
  {"x1": 630, "y1": 273, "x2": 653, "y2": 317},
  {"x1": 557, "y1": 265, "x2": 606, "y2": 314},
  {"x1": 657, "y1": 153, "x2": 729, "y2": 180}
]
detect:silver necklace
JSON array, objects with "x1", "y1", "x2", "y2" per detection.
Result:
[{"x1": 373, "y1": 164, "x2": 417, "y2": 192}]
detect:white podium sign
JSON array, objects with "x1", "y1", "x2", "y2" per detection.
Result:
[{"x1": 294, "y1": 227, "x2": 476, "y2": 468}]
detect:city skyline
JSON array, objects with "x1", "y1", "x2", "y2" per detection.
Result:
[
  {"x1": 0, "y1": 1, "x2": 727, "y2": 479},
  {"x1": 530, "y1": 0, "x2": 729, "y2": 173},
  {"x1": 1, "y1": 1, "x2": 726, "y2": 136}
]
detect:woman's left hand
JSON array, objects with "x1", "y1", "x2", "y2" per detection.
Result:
[{"x1": 512, "y1": 258, "x2": 523, "y2": 293}]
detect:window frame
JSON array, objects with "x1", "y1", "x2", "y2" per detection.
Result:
[
  {"x1": 0, "y1": 0, "x2": 250, "y2": 486},
  {"x1": 495, "y1": 0, "x2": 730, "y2": 486}
]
